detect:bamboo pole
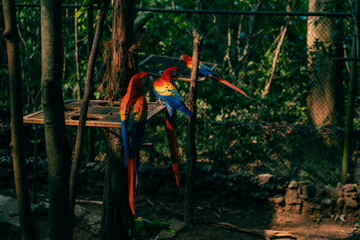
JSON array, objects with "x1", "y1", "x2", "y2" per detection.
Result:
[
  {"x1": 342, "y1": 0, "x2": 360, "y2": 184},
  {"x1": 2, "y1": 1, "x2": 34, "y2": 239},
  {"x1": 184, "y1": 31, "x2": 203, "y2": 224}
]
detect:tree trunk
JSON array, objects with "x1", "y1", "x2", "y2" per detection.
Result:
[
  {"x1": 110, "y1": 0, "x2": 137, "y2": 99},
  {"x1": 305, "y1": 0, "x2": 345, "y2": 185},
  {"x1": 40, "y1": 1, "x2": 71, "y2": 239},
  {"x1": 101, "y1": 128, "x2": 133, "y2": 239},
  {"x1": 2, "y1": 1, "x2": 34, "y2": 239},
  {"x1": 307, "y1": 0, "x2": 344, "y2": 127},
  {"x1": 100, "y1": 0, "x2": 137, "y2": 239}
]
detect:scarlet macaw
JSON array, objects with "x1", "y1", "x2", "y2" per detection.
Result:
[
  {"x1": 153, "y1": 67, "x2": 193, "y2": 187},
  {"x1": 120, "y1": 72, "x2": 149, "y2": 214},
  {"x1": 179, "y1": 54, "x2": 250, "y2": 99}
]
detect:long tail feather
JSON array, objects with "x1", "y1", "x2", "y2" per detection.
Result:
[
  {"x1": 210, "y1": 75, "x2": 250, "y2": 99},
  {"x1": 127, "y1": 157, "x2": 135, "y2": 214},
  {"x1": 177, "y1": 105, "x2": 193, "y2": 118},
  {"x1": 165, "y1": 111, "x2": 180, "y2": 187}
]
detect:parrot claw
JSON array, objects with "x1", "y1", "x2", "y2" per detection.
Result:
[{"x1": 155, "y1": 99, "x2": 165, "y2": 105}]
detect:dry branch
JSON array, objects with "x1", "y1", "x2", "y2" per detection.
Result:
[
  {"x1": 68, "y1": 1, "x2": 110, "y2": 238},
  {"x1": 261, "y1": 20, "x2": 289, "y2": 99},
  {"x1": 184, "y1": 31, "x2": 203, "y2": 224}
]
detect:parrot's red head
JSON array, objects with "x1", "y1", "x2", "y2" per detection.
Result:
[
  {"x1": 128, "y1": 72, "x2": 149, "y2": 90},
  {"x1": 179, "y1": 54, "x2": 192, "y2": 65},
  {"x1": 161, "y1": 67, "x2": 179, "y2": 82}
]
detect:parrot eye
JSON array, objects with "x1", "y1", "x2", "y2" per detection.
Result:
[
  {"x1": 172, "y1": 70, "x2": 179, "y2": 79},
  {"x1": 141, "y1": 75, "x2": 149, "y2": 86}
]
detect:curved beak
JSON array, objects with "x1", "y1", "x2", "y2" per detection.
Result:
[{"x1": 141, "y1": 75, "x2": 150, "y2": 87}]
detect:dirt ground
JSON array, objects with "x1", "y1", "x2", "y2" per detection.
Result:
[
  {"x1": 3, "y1": 189, "x2": 358, "y2": 240},
  {"x1": 75, "y1": 194, "x2": 360, "y2": 240}
]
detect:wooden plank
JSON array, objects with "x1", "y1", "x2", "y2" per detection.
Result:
[
  {"x1": 139, "y1": 54, "x2": 217, "y2": 82},
  {"x1": 23, "y1": 100, "x2": 166, "y2": 128}
]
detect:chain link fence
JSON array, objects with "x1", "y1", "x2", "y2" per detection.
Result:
[
  {"x1": 139, "y1": 8, "x2": 358, "y2": 186},
  {"x1": 0, "y1": 2, "x2": 359, "y2": 186}
]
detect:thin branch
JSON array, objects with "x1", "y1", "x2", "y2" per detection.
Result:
[
  {"x1": 68, "y1": 1, "x2": 110, "y2": 238},
  {"x1": 75, "y1": 7, "x2": 81, "y2": 100},
  {"x1": 261, "y1": 20, "x2": 289, "y2": 99}
]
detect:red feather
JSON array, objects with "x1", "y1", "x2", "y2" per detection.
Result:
[
  {"x1": 127, "y1": 158, "x2": 135, "y2": 214},
  {"x1": 165, "y1": 111, "x2": 180, "y2": 187}
]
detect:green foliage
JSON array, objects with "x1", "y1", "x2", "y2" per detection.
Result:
[
  {"x1": 0, "y1": 1, "x2": 357, "y2": 183},
  {"x1": 137, "y1": 0, "x2": 355, "y2": 180}
]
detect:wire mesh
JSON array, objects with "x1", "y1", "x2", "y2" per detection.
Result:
[{"x1": 0, "y1": 2, "x2": 359, "y2": 185}]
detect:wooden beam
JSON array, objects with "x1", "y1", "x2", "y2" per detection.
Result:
[{"x1": 23, "y1": 100, "x2": 165, "y2": 128}]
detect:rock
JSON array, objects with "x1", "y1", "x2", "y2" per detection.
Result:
[
  {"x1": 90, "y1": 223, "x2": 101, "y2": 236},
  {"x1": 342, "y1": 184, "x2": 358, "y2": 193},
  {"x1": 273, "y1": 196, "x2": 285, "y2": 206},
  {"x1": 344, "y1": 198, "x2": 359, "y2": 209},
  {"x1": 285, "y1": 204, "x2": 302, "y2": 213},
  {"x1": 337, "y1": 197, "x2": 345, "y2": 207},
  {"x1": 251, "y1": 173, "x2": 274, "y2": 188},
  {"x1": 288, "y1": 180, "x2": 298, "y2": 189},
  {"x1": 321, "y1": 198, "x2": 332, "y2": 206},
  {"x1": 285, "y1": 189, "x2": 301, "y2": 205},
  {"x1": 0, "y1": 194, "x2": 20, "y2": 228},
  {"x1": 302, "y1": 201, "x2": 322, "y2": 215},
  {"x1": 74, "y1": 205, "x2": 88, "y2": 222},
  {"x1": 298, "y1": 181, "x2": 315, "y2": 200},
  {"x1": 85, "y1": 214, "x2": 101, "y2": 225}
]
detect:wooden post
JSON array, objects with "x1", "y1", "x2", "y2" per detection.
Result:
[
  {"x1": 184, "y1": 31, "x2": 203, "y2": 224},
  {"x1": 342, "y1": 0, "x2": 360, "y2": 184},
  {"x1": 2, "y1": 1, "x2": 34, "y2": 239}
]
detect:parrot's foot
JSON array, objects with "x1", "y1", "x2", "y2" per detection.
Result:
[{"x1": 155, "y1": 99, "x2": 165, "y2": 105}]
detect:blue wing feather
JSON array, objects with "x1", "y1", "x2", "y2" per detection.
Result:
[
  {"x1": 121, "y1": 119, "x2": 130, "y2": 167},
  {"x1": 154, "y1": 89, "x2": 193, "y2": 117},
  {"x1": 199, "y1": 63, "x2": 221, "y2": 79}
]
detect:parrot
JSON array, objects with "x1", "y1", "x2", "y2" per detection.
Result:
[
  {"x1": 135, "y1": 217, "x2": 175, "y2": 238},
  {"x1": 179, "y1": 54, "x2": 250, "y2": 99},
  {"x1": 153, "y1": 67, "x2": 193, "y2": 187},
  {"x1": 120, "y1": 72, "x2": 149, "y2": 214}
]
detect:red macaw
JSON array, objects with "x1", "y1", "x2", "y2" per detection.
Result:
[
  {"x1": 120, "y1": 72, "x2": 149, "y2": 214},
  {"x1": 153, "y1": 67, "x2": 193, "y2": 187},
  {"x1": 179, "y1": 54, "x2": 250, "y2": 99}
]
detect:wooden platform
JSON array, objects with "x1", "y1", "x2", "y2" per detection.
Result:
[
  {"x1": 139, "y1": 54, "x2": 217, "y2": 82},
  {"x1": 23, "y1": 100, "x2": 165, "y2": 128}
]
